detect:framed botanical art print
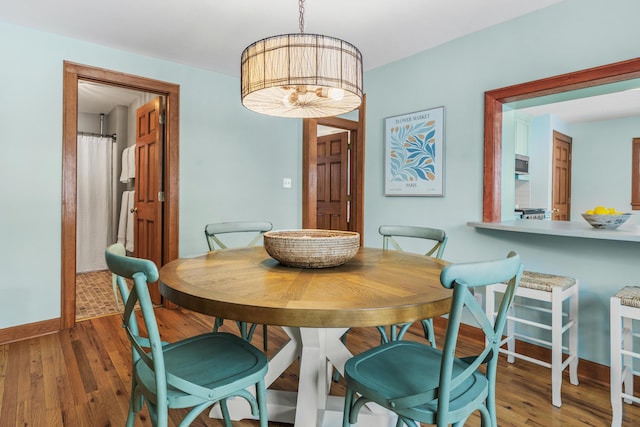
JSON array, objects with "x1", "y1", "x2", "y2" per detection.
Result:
[{"x1": 384, "y1": 106, "x2": 445, "y2": 196}]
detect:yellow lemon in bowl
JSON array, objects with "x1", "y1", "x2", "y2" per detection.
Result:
[
  {"x1": 594, "y1": 206, "x2": 609, "y2": 214},
  {"x1": 585, "y1": 209, "x2": 595, "y2": 214}
]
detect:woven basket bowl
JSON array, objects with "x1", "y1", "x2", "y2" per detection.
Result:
[
  {"x1": 581, "y1": 213, "x2": 631, "y2": 229},
  {"x1": 263, "y1": 229, "x2": 360, "y2": 268}
]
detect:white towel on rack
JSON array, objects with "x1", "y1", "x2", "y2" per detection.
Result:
[
  {"x1": 125, "y1": 190, "x2": 135, "y2": 252},
  {"x1": 117, "y1": 190, "x2": 136, "y2": 253},
  {"x1": 119, "y1": 146, "x2": 130, "y2": 183},
  {"x1": 117, "y1": 190, "x2": 130, "y2": 246},
  {"x1": 127, "y1": 145, "x2": 136, "y2": 180},
  {"x1": 119, "y1": 146, "x2": 136, "y2": 183}
]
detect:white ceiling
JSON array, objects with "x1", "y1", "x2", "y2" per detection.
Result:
[
  {"x1": 2, "y1": 0, "x2": 562, "y2": 77},
  {"x1": 77, "y1": 81, "x2": 143, "y2": 115},
  {"x1": 518, "y1": 89, "x2": 640, "y2": 123},
  {"x1": 8, "y1": 0, "x2": 638, "y2": 122}
]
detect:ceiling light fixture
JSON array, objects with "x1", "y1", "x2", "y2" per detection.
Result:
[{"x1": 240, "y1": 0, "x2": 363, "y2": 118}]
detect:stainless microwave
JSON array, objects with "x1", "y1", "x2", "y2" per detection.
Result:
[{"x1": 515, "y1": 154, "x2": 529, "y2": 175}]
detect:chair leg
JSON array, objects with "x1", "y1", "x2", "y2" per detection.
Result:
[
  {"x1": 219, "y1": 399, "x2": 232, "y2": 427},
  {"x1": 623, "y1": 316, "x2": 634, "y2": 403},
  {"x1": 332, "y1": 368, "x2": 341, "y2": 382},
  {"x1": 477, "y1": 404, "x2": 493, "y2": 427},
  {"x1": 127, "y1": 382, "x2": 141, "y2": 427},
  {"x1": 262, "y1": 324, "x2": 268, "y2": 350},
  {"x1": 421, "y1": 318, "x2": 436, "y2": 348},
  {"x1": 485, "y1": 285, "x2": 496, "y2": 341},
  {"x1": 146, "y1": 400, "x2": 161, "y2": 426},
  {"x1": 342, "y1": 388, "x2": 354, "y2": 427},
  {"x1": 333, "y1": 331, "x2": 349, "y2": 382},
  {"x1": 394, "y1": 323, "x2": 414, "y2": 341},
  {"x1": 551, "y1": 287, "x2": 563, "y2": 407},
  {"x1": 126, "y1": 407, "x2": 136, "y2": 427},
  {"x1": 377, "y1": 326, "x2": 391, "y2": 344},
  {"x1": 390, "y1": 324, "x2": 398, "y2": 341},
  {"x1": 213, "y1": 317, "x2": 224, "y2": 332},
  {"x1": 505, "y1": 305, "x2": 515, "y2": 363},
  {"x1": 569, "y1": 287, "x2": 579, "y2": 385},
  {"x1": 610, "y1": 297, "x2": 623, "y2": 427},
  {"x1": 246, "y1": 322, "x2": 259, "y2": 342},
  {"x1": 256, "y1": 379, "x2": 269, "y2": 427}
]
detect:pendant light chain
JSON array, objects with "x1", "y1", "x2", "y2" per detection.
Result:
[{"x1": 298, "y1": 0, "x2": 305, "y2": 34}]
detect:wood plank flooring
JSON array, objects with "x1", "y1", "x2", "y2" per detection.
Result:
[{"x1": 0, "y1": 307, "x2": 637, "y2": 426}]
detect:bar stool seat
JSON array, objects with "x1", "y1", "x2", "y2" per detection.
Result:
[
  {"x1": 485, "y1": 270, "x2": 579, "y2": 407},
  {"x1": 610, "y1": 286, "x2": 640, "y2": 427}
]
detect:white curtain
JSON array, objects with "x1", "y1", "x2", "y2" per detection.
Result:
[{"x1": 76, "y1": 135, "x2": 113, "y2": 273}]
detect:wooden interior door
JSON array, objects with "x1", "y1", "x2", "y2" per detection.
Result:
[
  {"x1": 302, "y1": 95, "x2": 366, "y2": 239},
  {"x1": 316, "y1": 132, "x2": 349, "y2": 230},
  {"x1": 134, "y1": 96, "x2": 164, "y2": 303},
  {"x1": 552, "y1": 131, "x2": 572, "y2": 221}
]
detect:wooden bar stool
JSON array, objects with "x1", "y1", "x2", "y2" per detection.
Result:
[
  {"x1": 610, "y1": 286, "x2": 640, "y2": 427},
  {"x1": 485, "y1": 270, "x2": 579, "y2": 407}
]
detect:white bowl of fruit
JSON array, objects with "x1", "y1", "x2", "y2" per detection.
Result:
[{"x1": 581, "y1": 206, "x2": 632, "y2": 229}]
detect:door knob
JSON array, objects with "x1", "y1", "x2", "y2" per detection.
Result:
[{"x1": 130, "y1": 207, "x2": 138, "y2": 214}]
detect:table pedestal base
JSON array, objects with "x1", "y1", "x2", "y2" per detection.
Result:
[{"x1": 209, "y1": 326, "x2": 397, "y2": 427}]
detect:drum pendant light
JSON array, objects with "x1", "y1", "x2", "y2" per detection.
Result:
[{"x1": 240, "y1": 0, "x2": 363, "y2": 118}]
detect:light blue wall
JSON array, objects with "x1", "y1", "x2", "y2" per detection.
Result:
[
  {"x1": 527, "y1": 114, "x2": 572, "y2": 210},
  {"x1": 571, "y1": 116, "x2": 639, "y2": 222},
  {"x1": 500, "y1": 108, "x2": 517, "y2": 219},
  {"x1": 361, "y1": 0, "x2": 640, "y2": 366},
  {"x1": 0, "y1": 22, "x2": 301, "y2": 328},
  {"x1": 524, "y1": 113, "x2": 638, "y2": 220},
  {"x1": 1, "y1": 0, "x2": 640, "y2": 366}
]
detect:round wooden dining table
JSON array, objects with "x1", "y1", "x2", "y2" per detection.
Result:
[{"x1": 159, "y1": 246, "x2": 452, "y2": 427}]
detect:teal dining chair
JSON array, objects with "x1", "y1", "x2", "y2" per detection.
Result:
[
  {"x1": 205, "y1": 221, "x2": 273, "y2": 251},
  {"x1": 378, "y1": 225, "x2": 448, "y2": 345},
  {"x1": 342, "y1": 251, "x2": 523, "y2": 427},
  {"x1": 204, "y1": 220, "x2": 273, "y2": 350},
  {"x1": 333, "y1": 224, "x2": 449, "y2": 382},
  {"x1": 105, "y1": 243, "x2": 268, "y2": 427}
]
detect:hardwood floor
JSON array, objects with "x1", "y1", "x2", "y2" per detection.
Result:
[{"x1": 0, "y1": 307, "x2": 637, "y2": 426}]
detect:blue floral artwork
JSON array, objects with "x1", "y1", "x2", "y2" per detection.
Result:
[{"x1": 384, "y1": 107, "x2": 444, "y2": 196}]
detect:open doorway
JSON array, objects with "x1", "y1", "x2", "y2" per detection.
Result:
[
  {"x1": 61, "y1": 61, "x2": 180, "y2": 329},
  {"x1": 315, "y1": 129, "x2": 350, "y2": 230},
  {"x1": 302, "y1": 96, "x2": 366, "y2": 240},
  {"x1": 75, "y1": 81, "x2": 159, "y2": 321}
]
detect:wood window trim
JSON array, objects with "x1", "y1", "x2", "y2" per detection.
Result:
[{"x1": 484, "y1": 57, "x2": 640, "y2": 222}]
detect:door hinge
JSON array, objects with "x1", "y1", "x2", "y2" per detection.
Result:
[
  {"x1": 158, "y1": 191, "x2": 165, "y2": 202},
  {"x1": 159, "y1": 114, "x2": 165, "y2": 125}
]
